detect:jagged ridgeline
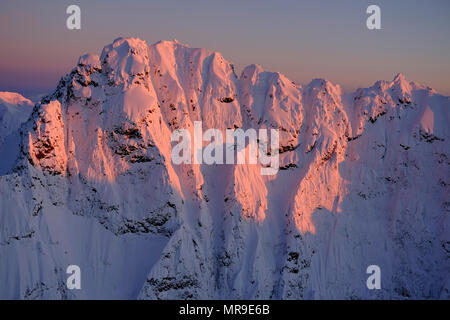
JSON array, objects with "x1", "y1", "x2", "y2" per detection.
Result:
[{"x1": 0, "y1": 37, "x2": 448, "y2": 299}]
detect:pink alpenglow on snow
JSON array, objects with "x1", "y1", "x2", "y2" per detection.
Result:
[{"x1": 0, "y1": 38, "x2": 448, "y2": 300}]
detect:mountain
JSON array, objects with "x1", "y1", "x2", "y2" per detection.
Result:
[
  {"x1": 0, "y1": 37, "x2": 448, "y2": 299},
  {"x1": 0, "y1": 92, "x2": 33, "y2": 175}
]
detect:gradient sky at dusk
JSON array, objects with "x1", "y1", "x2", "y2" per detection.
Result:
[{"x1": 1, "y1": 0, "x2": 449, "y2": 98}]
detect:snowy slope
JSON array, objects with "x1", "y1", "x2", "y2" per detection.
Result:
[
  {"x1": 0, "y1": 37, "x2": 448, "y2": 299},
  {"x1": 0, "y1": 92, "x2": 33, "y2": 175}
]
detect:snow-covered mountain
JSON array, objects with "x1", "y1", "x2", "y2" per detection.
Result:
[
  {"x1": 0, "y1": 37, "x2": 448, "y2": 299},
  {"x1": 0, "y1": 92, "x2": 33, "y2": 175}
]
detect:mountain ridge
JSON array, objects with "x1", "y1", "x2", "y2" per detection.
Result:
[{"x1": 0, "y1": 37, "x2": 448, "y2": 299}]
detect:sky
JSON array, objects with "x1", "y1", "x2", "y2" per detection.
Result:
[{"x1": 1, "y1": 0, "x2": 449, "y2": 98}]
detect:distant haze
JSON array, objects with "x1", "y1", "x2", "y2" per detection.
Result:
[{"x1": 1, "y1": 0, "x2": 449, "y2": 97}]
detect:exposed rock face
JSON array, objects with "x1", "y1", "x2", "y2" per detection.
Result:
[{"x1": 0, "y1": 38, "x2": 448, "y2": 299}]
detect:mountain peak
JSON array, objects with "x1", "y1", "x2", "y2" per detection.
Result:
[
  {"x1": 0, "y1": 91, "x2": 33, "y2": 107},
  {"x1": 100, "y1": 37, "x2": 150, "y2": 85},
  {"x1": 240, "y1": 64, "x2": 264, "y2": 79},
  {"x1": 391, "y1": 72, "x2": 412, "y2": 95},
  {"x1": 77, "y1": 53, "x2": 101, "y2": 69},
  {"x1": 393, "y1": 72, "x2": 407, "y2": 83}
]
